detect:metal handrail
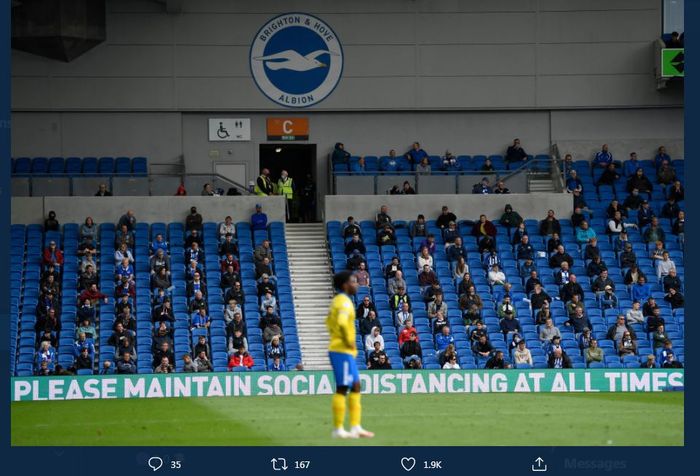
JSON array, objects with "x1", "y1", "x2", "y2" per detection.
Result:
[
  {"x1": 331, "y1": 157, "x2": 555, "y2": 194},
  {"x1": 12, "y1": 172, "x2": 254, "y2": 196}
]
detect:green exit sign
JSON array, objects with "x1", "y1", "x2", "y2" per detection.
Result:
[{"x1": 661, "y1": 48, "x2": 684, "y2": 77}]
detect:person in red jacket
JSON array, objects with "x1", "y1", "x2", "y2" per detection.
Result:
[
  {"x1": 228, "y1": 346, "x2": 254, "y2": 369},
  {"x1": 79, "y1": 283, "x2": 109, "y2": 305},
  {"x1": 42, "y1": 241, "x2": 64, "y2": 269},
  {"x1": 398, "y1": 319, "x2": 420, "y2": 345},
  {"x1": 471, "y1": 214, "x2": 497, "y2": 238}
]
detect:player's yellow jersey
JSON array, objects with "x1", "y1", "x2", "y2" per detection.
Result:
[{"x1": 326, "y1": 293, "x2": 357, "y2": 357}]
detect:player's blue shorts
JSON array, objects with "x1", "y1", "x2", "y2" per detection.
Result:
[{"x1": 328, "y1": 351, "x2": 360, "y2": 387}]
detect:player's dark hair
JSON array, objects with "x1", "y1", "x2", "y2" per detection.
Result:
[{"x1": 333, "y1": 271, "x2": 353, "y2": 290}]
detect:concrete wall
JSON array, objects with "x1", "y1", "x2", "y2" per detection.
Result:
[
  {"x1": 551, "y1": 109, "x2": 685, "y2": 161},
  {"x1": 324, "y1": 193, "x2": 573, "y2": 223},
  {"x1": 11, "y1": 195, "x2": 285, "y2": 225},
  {"x1": 11, "y1": 0, "x2": 682, "y2": 111}
]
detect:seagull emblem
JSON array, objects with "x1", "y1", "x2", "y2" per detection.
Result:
[{"x1": 253, "y1": 49, "x2": 339, "y2": 71}]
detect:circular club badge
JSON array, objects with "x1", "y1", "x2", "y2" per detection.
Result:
[{"x1": 250, "y1": 13, "x2": 343, "y2": 108}]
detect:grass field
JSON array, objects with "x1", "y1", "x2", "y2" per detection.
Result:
[{"x1": 11, "y1": 392, "x2": 683, "y2": 446}]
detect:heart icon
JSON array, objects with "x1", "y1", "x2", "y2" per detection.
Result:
[{"x1": 401, "y1": 457, "x2": 416, "y2": 472}]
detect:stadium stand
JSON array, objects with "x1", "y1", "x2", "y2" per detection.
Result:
[
  {"x1": 10, "y1": 213, "x2": 301, "y2": 376},
  {"x1": 327, "y1": 155, "x2": 685, "y2": 371},
  {"x1": 11, "y1": 156, "x2": 148, "y2": 177}
]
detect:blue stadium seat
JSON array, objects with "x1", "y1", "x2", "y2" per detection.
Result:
[{"x1": 98, "y1": 156, "x2": 115, "y2": 175}]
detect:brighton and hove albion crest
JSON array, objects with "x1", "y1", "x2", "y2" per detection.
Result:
[{"x1": 250, "y1": 13, "x2": 343, "y2": 108}]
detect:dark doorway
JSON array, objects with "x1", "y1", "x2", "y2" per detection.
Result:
[{"x1": 259, "y1": 144, "x2": 318, "y2": 222}]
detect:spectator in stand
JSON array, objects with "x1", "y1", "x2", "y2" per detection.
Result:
[
  {"x1": 619, "y1": 242, "x2": 637, "y2": 268},
  {"x1": 492, "y1": 180, "x2": 509, "y2": 194},
  {"x1": 657, "y1": 160, "x2": 676, "y2": 186},
  {"x1": 585, "y1": 339, "x2": 604, "y2": 365},
  {"x1": 441, "y1": 221, "x2": 459, "y2": 247},
  {"x1": 578, "y1": 327, "x2": 593, "y2": 350},
  {"x1": 410, "y1": 214, "x2": 427, "y2": 238},
  {"x1": 353, "y1": 262, "x2": 370, "y2": 288},
  {"x1": 664, "y1": 287, "x2": 684, "y2": 310},
  {"x1": 472, "y1": 176, "x2": 492, "y2": 194},
  {"x1": 384, "y1": 256, "x2": 402, "y2": 279},
  {"x1": 487, "y1": 264, "x2": 506, "y2": 287},
  {"x1": 512, "y1": 340, "x2": 533, "y2": 367},
  {"x1": 185, "y1": 206, "x2": 203, "y2": 233},
  {"x1": 471, "y1": 214, "x2": 497, "y2": 239},
  {"x1": 43, "y1": 210, "x2": 60, "y2": 232},
  {"x1": 436, "y1": 206, "x2": 457, "y2": 229},
  {"x1": 114, "y1": 224, "x2": 135, "y2": 250},
  {"x1": 626, "y1": 300, "x2": 645, "y2": 325},
  {"x1": 644, "y1": 217, "x2": 666, "y2": 245},
  {"x1": 662, "y1": 354, "x2": 683, "y2": 369},
  {"x1": 441, "y1": 151, "x2": 461, "y2": 172},
  {"x1": 387, "y1": 270, "x2": 406, "y2": 297},
  {"x1": 627, "y1": 168, "x2": 653, "y2": 198},
  {"x1": 364, "y1": 327, "x2": 384, "y2": 352},
  {"x1": 606, "y1": 314, "x2": 636, "y2": 342},
  {"x1": 417, "y1": 246, "x2": 434, "y2": 271},
  {"x1": 596, "y1": 163, "x2": 620, "y2": 189},
  {"x1": 418, "y1": 264, "x2": 439, "y2": 294},
  {"x1": 499, "y1": 204, "x2": 523, "y2": 230},
  {"x1": 394, "y1": 302, "x2": 412, "y2": 328},
  {"x1": 416, "y1": 157, "x2": 431, "y2": 175},
  {"x1": 376, "y1": 205, "x2": 393, "y2": 230},
  {"x1": 217, "y1": 233, "x2": 238, "y2": 256},
  {"x1": 660, "y1": 197, "x2": 681, "y2": 220},
  {"x1": 377, "y1": 224, "x2": 396, "y2": 246},
  {"x1": 117, "y1": 210, "x2": 136, "y2": 232},
  {"x1": 428, "y1": 292, "x2": 447, "y2": 320},
  {"x1": 586, "y1": 254, "x2": 607, "y2": 278},
  {"x1": 405, "y1": 142, "x2": 428, "y2": 167},
  {"x1": 548, "y1": 348, "x2": 572, "y2": 369},
  {"x1": 420, "y1": 234, "x2": 437, "y2": 255},
  {"x1": 218, "y1": 215, "x2": 236, "y2": 243},
  {"x1": 607, "y1": 199, "x2": 629, "y2": 219},
  {"x1": 228, "y1": 345, "x2": 254, "y2": 370},
  {"x1": 505, "y1": 138, "x2": 527, "y2": 165},
  {"x1": 342, "y1": 217, "x2": 362, "y2": 241},
  {"x1": 79, "y1": 217, "x2": 98, "y2": 244},
  {"x1": 539, "y1": 317, "x2": 561, "y2": 342},
  {"x1": 42, "y1": 241, "x2": 64, "y2": 270},
  {"x1": 618, "y1": 331, "x2": 637, "y2": 357},
  {"x1": 516, "y1": 235, "x2": 535, "y2": 261},
  {"x1": 191, "y1": 308, "x2": 211, "y2": 330},
  {"x1": 631, "y1": 275, "x2": 651, "y2": 302},
  {"x1": 150, "y1": 233, "x2": 169, "y2": 257},
  {"x1": 592, "y1": 270, "x2": 615, "y2": 295},
  {"x1": 400, "y1": 332, "x2": 423, "y2": 369},
  {"x1": 656, "y1": 251, "x2": 676, "y2": 280},
  {"x1": 79, "y1": 283, "x2": 109, "y2": 305},
  {"x1": 194, "y1": 350, "x2": 213, "y2": 372},
  {"x1": 667, "y1": 180, "x2": 684, "y2": 202},
  {"x1": 566, "y1": 305, "x2": 592, "y2": 337},
  {"x1": 332, "y1": 142, "x2": 351, "y2": 164},
  {"x1": 95, "y1": 183, "x2": 113, "y2": 197},
  {"x1": 623, "y1": 152, "x2": 641, "y2": 177},
  {"x1": 116, "y1": 352, "x2": 136, "y2": 374},
  {"x1": 539, "y1": 210, "x2": 561, "y2": 237},
  {"x1": 593, "y1": 144, "x2": 613, "y2": 169},
  {"x1": 251, "y1": 204, "x2": 268, "y2": 231},
  {"x1": 152, "y1": 299, "x2": 174, "y2": 323},
  {"x1": 549, "y1": 245, "x2": 573, "y2": 269},
  {"x1": 663, "y1": 268, "x2": 682, "y2": 293},
  {"x1": 575, "y1": 221, "x2": 596, "y2": 245},
  {"x1": 344, "y1": 234, "x2": 365, "y2": 257},
  {"x1": 486, "y1": 351, "x2": 509, "y2": 369},
  {"x1": 566, "y1": 169, "x2": 583, "y2": 193},
  {"x1": 270, "y1": 356, "x2": 287, "y2": 372},
  {"x1": 640, "y1": 354, "x2": 657, "y2": 369},
  {"x1": 154, "y1": 356, "x2": 174, "y2": 373}
]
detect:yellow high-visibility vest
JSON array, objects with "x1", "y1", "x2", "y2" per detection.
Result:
[{"x1": 277, "y1": 177, "x2": 294, "y2": 199}]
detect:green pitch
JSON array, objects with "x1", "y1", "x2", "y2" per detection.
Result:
[{"x1": 11, "y1": 392, "x2": 683, "y2": 446}]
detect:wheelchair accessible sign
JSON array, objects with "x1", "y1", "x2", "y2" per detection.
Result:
[{"x1": 250, "y1": 12, "x2": 344, "y2": 108}]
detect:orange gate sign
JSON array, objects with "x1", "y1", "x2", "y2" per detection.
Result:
[{"x1": 266, "y1": 118, "x2": 309, "y2": 141}]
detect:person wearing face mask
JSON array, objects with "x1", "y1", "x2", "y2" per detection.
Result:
[{"x1": 277, "y1": 169, "x2": 295, "y2": 222}]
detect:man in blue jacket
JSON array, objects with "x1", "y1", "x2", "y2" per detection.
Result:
[
  {"x1": 593, "y1": 144, "x2": 613, "y2": 169},
  {"x1": 251, "y1": 204, "x2": 268, "y2": 231}
]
